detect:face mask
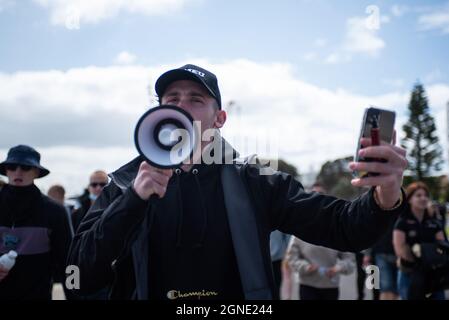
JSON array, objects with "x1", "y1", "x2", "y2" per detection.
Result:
[{"x1": 89, "y1": 193, "x2": 98, "y2": 201}]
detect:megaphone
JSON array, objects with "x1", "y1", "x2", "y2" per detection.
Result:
[{"x1": 134, "y1": 105, "x2": 198, "y2": 168}]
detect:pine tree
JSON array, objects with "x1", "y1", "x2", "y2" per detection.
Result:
[{"x1": 402, "y1": 83, "x2": 443, "y2": 180}]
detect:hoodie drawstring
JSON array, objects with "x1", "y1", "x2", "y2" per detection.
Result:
[
  {"x1": 174, "y1": 167, "x2": 208, "y2": 248},
  {"x1": 174, "y1": 168, "x2": 184, "y2": 248},
  {"x1": 192, "y1": 169, "x2": 208, "y2": 248}
]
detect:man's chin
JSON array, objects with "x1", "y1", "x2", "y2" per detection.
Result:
[{"x1": 11, "y1": 180, "x2": 31, "y2": 187}]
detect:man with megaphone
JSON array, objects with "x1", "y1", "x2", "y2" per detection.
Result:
[{"x1": 68, "y1": 64, "x2": 408, "y2": 300}]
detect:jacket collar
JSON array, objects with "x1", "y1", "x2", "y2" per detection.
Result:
[{"x1": 109, "y1": 137, "x2": 239, "y2": 191}]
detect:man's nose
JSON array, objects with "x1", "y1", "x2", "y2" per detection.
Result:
[{"x1": 173, "y1": 97, "x2": 190, "y2": 109}]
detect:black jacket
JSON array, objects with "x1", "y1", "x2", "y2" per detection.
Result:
[
  {"x1": 0, "y1": 184, "x2": 72, "y2": 300},
  {"x1": 68, "y1": 151, "x2": 406, "y2": 300},
  {"x1": 70, "y1": 190, "x2": 91, "y2": 233}
]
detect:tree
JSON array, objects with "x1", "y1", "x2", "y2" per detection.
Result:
[
  {"x1": 261, "y1": 158, "x2": 300, "y2": 178},
  {"x1": 315, "y1": 156, "x2": 364, "y2": 200},
  {"x1": 402, "y1": 83, "x2": 444, "y2": 180},
  {"x1": 277, "y1": 159, "x2": 300, "y2": 178}
]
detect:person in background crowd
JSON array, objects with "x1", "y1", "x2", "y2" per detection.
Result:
[
  {"x1": 47, "y1": 184, "x2": 75, "y2": 238},
  {"x1": 394, "y1": 181, "x2": 446, "y2": 300},
  {"x1": 71, "y1": 170, "x2": 109, "y2": 232},
  {"x1": 280, "y1": 258, "x2": 293, "y2": 300},
  {"x1": 270, "y1": 230, "x2": 291, "y2": 298},
  {"x1": 285, "y1": 183, "x2": 356, "y2": 300},
  {"x1": 364, "y1": 221, "x2": 398, "y2": 300},
  {"x1": 286, "y1": 235, "x2": 355, "y2": 300},
  {"x1": 0, "y1": 145, "x2": 71, "y2": 300},
  {"x1": 428, "y1": 201, "x2": 447, "y2": 240}
]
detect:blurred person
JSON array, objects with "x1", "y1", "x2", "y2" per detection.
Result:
[
  {"x1": 286, "y1": 235, "x2": 355, "y2": 300},
  {"x1": 47, "y1": 184, "x2": 75, "y2": 237},
  {"x1": 280, "y1": 258, "x2": 293, "y2": 300},
  {"x1": 71, "y1": 170, "x2": 109, "y2": 233},
  {"x1": 70, "y1": 171, "x2": 110, "y2": 300},
  {"x1": 270, "y1": 230, "x2": 291, "y2": 299},
  {"x1": 428, "y1": 201, "x2": 447, "y2": 240},
  {"x1": 361, "y1": 252, "x2": 380, "y2": 300},
  {"x1": 364, "y1": 222, "x2": 399, "y2": 300},
  {"x1": 285, "y1": 183, "x2": 356, "y2": 300},
  {"x1": 68, "y1": 64, "x2": 407, "y2": 300},
  {"x1": 0, "y1": 145, "x2": 72, "y2": 299},
  {"x1": 353, "y1": 252, "x2": 367, "y2": 300},
  {"x1": 394, "y1": 182, "x2": 446, "y2": 300}
]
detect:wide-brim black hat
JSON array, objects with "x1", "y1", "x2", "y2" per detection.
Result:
[{"x1": 0, "y1": 145, "x2": 50, "y2": 178}]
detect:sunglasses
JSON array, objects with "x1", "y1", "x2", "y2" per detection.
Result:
[
  {"x1": 90, "y1": 182, "x2": 107, "y2": 188},
  {"x1": 5, "y1": 164, "x2": 33, "y2": 172}
]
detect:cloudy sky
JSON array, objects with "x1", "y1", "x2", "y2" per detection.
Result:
[{"x1": 0, "y1": 0, "x2": 448, "y2": 196}]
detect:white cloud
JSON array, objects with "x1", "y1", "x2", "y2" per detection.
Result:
[
  {"x1": 382, "y1": 78, "x2": 405, "y2": 88},
  {"x1": 32, "y1": 0, "x2": 194, "y2": 26},
  {"x1": 29, "y1": 146, "x2": 136, "y2": 198},
  {"x1": 423, "y1": 69, "x2": 445, "y2": 84},
  {"x1": 324, "y1": 52, "x2": 351, "y2": 64},
  {"x1": 323, "y1": 14, "x2": 388, "y2": 64},
  {"x1": 114, "y1": 51, "x2": 137, "y2": 65},
  {"x1": 302, "y1": 52, "x2": 318, "y2": 62},
  {"x1": 1, "y1": 59, "x2": 448, "y2": 195},
  {"x1": 343, "y1": 16, "x2": 386, "y2": 56},
  {"x1": 418, "y1": 7, "x2": 449, "y2": 34},
  {"x1": 314, "y1": 38, "x2": 327, "y2": 47},
  {"x1": 391, "y1": 5, "x2": 409, "y2": 17}
]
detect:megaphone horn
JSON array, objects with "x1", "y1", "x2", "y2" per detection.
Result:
[{"x1": 134, "y1": 105, "x2": 197, "y2": 169}]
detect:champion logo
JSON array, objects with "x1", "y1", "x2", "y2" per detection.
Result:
[{"x1": 186, "y1": 68, "x2": 205, "y2": 77}]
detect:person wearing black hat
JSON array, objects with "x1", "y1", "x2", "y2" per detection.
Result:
[
  {"x1": 68, "y1": 64, "x2": 408, "y2": 300},
  {"x1": 0, "y1": 145, "x2": 72, "y2": 300}
]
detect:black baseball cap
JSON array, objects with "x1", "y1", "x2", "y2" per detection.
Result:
[{"x1": 155, "y1": 64, "x2": 222, "y2": 109}]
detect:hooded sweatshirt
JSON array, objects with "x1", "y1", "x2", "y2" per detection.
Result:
[{"x1": 147, "y1": 163, "x2": 244, "y2": 299}]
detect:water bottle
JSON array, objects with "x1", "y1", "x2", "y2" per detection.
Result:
[
  {"x1": 318, "y1": 266, "x2": 327, "y2": 277},
  {"x1": 318, "y1": 266, "x2": 339, "y2": 284},
  {"x1": 0, "y1": 250, "x2": 18, "y2": 271}
]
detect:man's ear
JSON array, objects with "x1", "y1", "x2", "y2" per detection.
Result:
[{"x1": 214, "y1": 110, "x2": 227, "y2": 129}]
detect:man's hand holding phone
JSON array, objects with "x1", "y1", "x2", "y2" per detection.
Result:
[
  {"x1": 349, "y1": 107, "x2": 407, "y2": 210},
  {"x1": 349, "y1": 130, "x2": 407, "y2": 209}
]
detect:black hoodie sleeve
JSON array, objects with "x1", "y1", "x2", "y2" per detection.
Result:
[
  {"x1": 67, "y1": 183, "x2": 149, "y2": 294},
  {"x1": 244, "y1": 164, "x2": 406, "y2": 253}
]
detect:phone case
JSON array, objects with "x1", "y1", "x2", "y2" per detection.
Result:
[{"x1": 353, "y1": 107, "x2": 396, "y2": 178}]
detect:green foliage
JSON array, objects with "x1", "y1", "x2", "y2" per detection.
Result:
[
  {"x1": 315, "y1": 156, "x2": 364, "y2": 200},
  {"x1": 261, "y1": 158, "x2": 300, "y2": 178},
  {"x1": 401, "y1": 83, "x2": 443, "y2": 180},
  {"x1": 276, "y1": 159, "x2": 300, "y2": 178}
]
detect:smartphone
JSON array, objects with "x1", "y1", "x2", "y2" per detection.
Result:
[{"x1": 353, "y1": 107, "x2": 396, "y2": 179}]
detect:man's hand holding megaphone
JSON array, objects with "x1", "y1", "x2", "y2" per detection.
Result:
[
  {"x1": 133, "y1": 161, "x2": 173, "y2": 200},
  {"x1": 133, "y1": 104, "x2": 197, "y2": 200}
]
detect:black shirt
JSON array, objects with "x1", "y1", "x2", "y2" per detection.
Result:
[{"x1": 394, "y1": 208, "x2": 443, "y2": 247}]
